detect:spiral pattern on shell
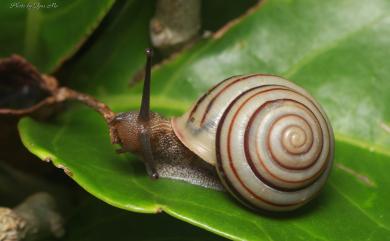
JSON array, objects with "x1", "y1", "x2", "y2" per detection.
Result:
[
  {"x1": 215, "y1": 79, "x2": 334, "y2": 211},
  {"x1": 172, "y1": 74, "x2": 334, "y2": 211}
]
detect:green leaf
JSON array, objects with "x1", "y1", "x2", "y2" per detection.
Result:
[
  {"x1": 57, "y1": 0, "x2": 153, "y2": 96},
  {"x1": 0, "y1": 0, "x2": 115, "y2": 72},
  {"x1": 61, "y1": 197, "x2": 225, "y2": 241},
  {"x1": 18, "y1": 109, "x2": 390, "y2": 240},
  {"x1": 18, "y1": 0, "x2": 390, "y2": 240}
]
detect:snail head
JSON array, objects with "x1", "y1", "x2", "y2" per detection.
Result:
[{"x1": 110, "y1": 48, "x2": 155, "y2": 154}]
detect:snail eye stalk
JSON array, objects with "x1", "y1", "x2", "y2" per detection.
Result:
[{"x1": 139, "y1": 48, "x2": 153, "y2": 122}]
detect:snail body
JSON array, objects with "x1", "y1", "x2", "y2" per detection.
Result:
[{"x1": 111, "y1": 49, "x2": 334, "y2": 212}]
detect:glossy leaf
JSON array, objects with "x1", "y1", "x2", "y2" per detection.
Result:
[
  {"x1": 19, "y1": 108, "x2": 390, "y2": 240},
  {"x1": 57, "y1": 0, "x2": 153, "y2": 96},
  {"x1": 0, "y1": 0, "x2": 115, "y2": 72},
  {"x1": 18, "y1": 0, "x2": 390, "y2": 240}
]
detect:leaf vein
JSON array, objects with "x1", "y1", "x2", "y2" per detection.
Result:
[
  {"x1": 284, "y1": 14, "x2": 387, "y2": 78},
  {"x1": 329, "y1": 182, "x2": 390, "y2": 231}
]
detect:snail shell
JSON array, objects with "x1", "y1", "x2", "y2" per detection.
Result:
[{"x1": 172, "y1": 74, "x2": 334, "y2": 211}]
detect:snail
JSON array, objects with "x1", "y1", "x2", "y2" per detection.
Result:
[{"x1": 110, "y1": 49, "x2": 334, "y2": 212}]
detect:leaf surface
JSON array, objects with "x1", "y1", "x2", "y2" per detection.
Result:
[{"x1": 0, "y1": 0, "x2": 115, "y2": 72}]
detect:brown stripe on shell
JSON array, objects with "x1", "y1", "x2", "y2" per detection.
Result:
[
  {"x1": 263, "y1": 101, "x2": 323, "y2": 167},
  {"x1": 248, "y1": 100, "x2": 326, "y2": 188},
  {"x1": 215, "y1": 86, "x2": 307, "y2": 208},
  {"x1": 260, "y1": 93, "x2": 332, "y2": 173},
  {"x1": 235, "y1": 87, "x2": 328, "y2": 172},
  {"x1": 234, "y1": 96, "x2": 323, "y2": 191},
  {"x1": 215, "y1": 82, "x2": 333, "y2": 209},
  {"x1": 216, "y1": 125, "x2": 300, "y2": 208},
  {"x1": 246, "y1": 97, "x2": 327, "y2": 185},
  {"x1": 188, "y1": 75, "x2": 241, "y2": 121},
  {"x1": 265, "y1": 110, "x2": 322, "y2": 170},
  {"x1": 199, "y1": 73, "x2": 273, "y2": 125},
  {"x1": 280, "y1": 123, "x2": 314, "y2": 156}
]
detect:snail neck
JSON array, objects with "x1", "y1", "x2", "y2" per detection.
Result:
[{"x1": 111, "y1": 111, "x2": 191, "y2": 157}]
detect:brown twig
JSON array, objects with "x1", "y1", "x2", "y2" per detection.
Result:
[
  {"x1": 53, "y1": 87, "x2": 115, "y2": 123},
  {"x1": 0, "y1": 55, "x2": 118, "y2": 143},
  {"x1": 52, "y1": 87, "x2": 118, "y2": 144},
  {"x1": 0, "y1": 75, "x2": 115, "y2": 122}
]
